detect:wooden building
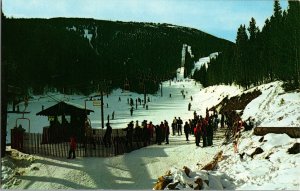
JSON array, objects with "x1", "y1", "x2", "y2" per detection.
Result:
[{"x1": 36, "y1": 101, "x2": 94, "y2": 143}]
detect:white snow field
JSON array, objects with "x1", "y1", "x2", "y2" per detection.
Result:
[{"x1": 2, "y1": 55, "x2": 300, "y2": 190}]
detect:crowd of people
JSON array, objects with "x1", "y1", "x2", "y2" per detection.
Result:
[
  {"x1": 77, "y1": 91, "x2": 257, "y2": 157},
  {"x1": 115, "y1": 107, "x2": 256, "y2": 151}
]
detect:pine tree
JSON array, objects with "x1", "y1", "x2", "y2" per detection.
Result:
[
  {"x1": 247, "y1": 17, "x2": 260, "y2": 41},
  {"x1": 286, "y1": 1, "x2": 300, "y2": 87},
  {"x1": 273, "y1": 0, "x2": 283, "y2": 20}
]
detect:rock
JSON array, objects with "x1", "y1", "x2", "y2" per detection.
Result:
[
  {"x1": 239, "y1": 152, "x2": 246, "y2": 160},
  {"x1": 183, "y1": 166, "x2": 191, "y2": 177},
  {"x1": 153, "y1": 176, "x2": 172, "y2": 190},
  {"x1": 259, "y1": 136, "x2": 264, "y2": 142},
  {"x1": 213, "y1": 151, "x2": 223, "y2": 161},
  {"x1": 287, "y1": 143, "x2": 300, "y2": 154},
  {"x1": 201, "y1": 151, "x2": 223, "y2": 171},
  {"x1": 31, "y1": 166, "x2": 39, "y2": 171},
  {"x1": 167, "y1": 181, "x2": 180, "y2": 190},
  {"x1": 250, "y1": 147, "x2": 264, "y2": 158},
  {"x1": 194, "y1": 178, "x2": 203, "y2": 190},
  {"x1": 165, "y1": 170, "x2": 172, "y2": 176},
  {"x1": 265, "y1": 151, "x2": 274, "y2": 160},
  {"x1": 204, "y1": 180, "x2": 209, "y2": 186}
]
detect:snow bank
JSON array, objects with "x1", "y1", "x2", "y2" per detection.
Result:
[
  {"x1": 218, "y1": 131, "x2": 300, "y2": 190},
  {"x1": 1, "y1": 148, "x2": 36, "y2": 189}
]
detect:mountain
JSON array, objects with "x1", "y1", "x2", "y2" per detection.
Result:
[{"x1": 2, "y1": 16, "x2": 233, "y2": 95}]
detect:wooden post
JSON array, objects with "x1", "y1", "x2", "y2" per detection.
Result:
[
  {"x1": 1, "y1": 84, "x2": 7, "y2": 157},
  {"x1": 101, "y1": 89, "x2": 104, "y2": 129}
]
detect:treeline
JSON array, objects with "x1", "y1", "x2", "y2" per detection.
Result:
[
  {"x1": 193, "y1": 1, "x2": 300, "y2": 89},
  {"x1": 2, "y1": 15, "x2": 233, "y2": 96}
]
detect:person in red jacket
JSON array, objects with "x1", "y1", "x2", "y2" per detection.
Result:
[{"x1": 67, "y1": 136, "x2": 77, "y2": 159}]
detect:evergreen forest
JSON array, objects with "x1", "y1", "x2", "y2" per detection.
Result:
[{"x1": 193, "y1": 1, "x2": 300, "y2": 89}]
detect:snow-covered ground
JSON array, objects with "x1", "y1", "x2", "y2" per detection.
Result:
[
  {"x1": 2, "y1": 55, "x2": 300, "y2": 189},
  {"x1": 242, "y1": 81, "x2": 300, "y2": 127}
]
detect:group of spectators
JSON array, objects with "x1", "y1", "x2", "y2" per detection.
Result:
[
  {"x1": 122, "y1": 119, "x2": 170, "y2": 148},
  {"x1": 68, "y1": 109, "x2": 257, "y2": 159}
]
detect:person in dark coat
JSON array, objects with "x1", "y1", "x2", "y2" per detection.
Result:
[
  {"x1": 160, "y1": 121, "x2": 165, "y2": 142},
  {"x1": 135, "y1": 120, "x2": 142, "y2": 141},
  {"x1": 67, "y1": 136, "x2": 77, "y2": 159},
  {"x1": 177, "y1": 117, "x2": 183, "y2": 135},
  {"x1": 184, "y1": 121, "x2": 190, "y2": 141},
  {"x1": 164, "y1": 120, "x2": 170, "y2": 144},
  {"x1": 202, "y1": 118, "x2": 208, "y2": 147},
  {"x1": 155, "y1": 125, "x2": 162, "y2": 145},
  {"x1": 104, "y1": 123, "x2": 112, "y2": 148},
  {"x1": 207, "y1": 118, "x2": 214, "y2": 146},
  {"x1": 143, "y1": 121, "x2": 150, "y2": 146},
  {"x1": 221, "y1": 114, "x2": 225, "y2": 128},
  {"x1": 194, "y1": 121, "x2": 202, "y2": 146},
  {"x1": 124, "y1": 121, "x2": 134, "y2": 149}
]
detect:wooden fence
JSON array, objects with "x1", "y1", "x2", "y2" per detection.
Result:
[{"x1": 11, "y1": 130, "x2": 157, "y2": 158}]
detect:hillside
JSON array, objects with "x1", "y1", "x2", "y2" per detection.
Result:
[{"x1": 2, "y1": 16, "x2": 233, "y2": 95}]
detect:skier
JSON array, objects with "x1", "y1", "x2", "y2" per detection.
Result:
[
  {"x1": 130, "y1": 107, "x2": 134, "y2": 116},
  {"x1": 112, "y1": 111, "x2": 115, "y2": 120},
  {"x1": 188, "y1": 103, "x2": 192, "y2": 111}
]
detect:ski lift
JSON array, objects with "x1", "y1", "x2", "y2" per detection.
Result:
[{"x1": 15, "y1": 112, "x2": 31, "y2": 133}]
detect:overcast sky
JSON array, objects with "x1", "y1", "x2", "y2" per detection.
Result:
[{"x1": 2, "y1": 0, "x2": 288, "y2": 42}]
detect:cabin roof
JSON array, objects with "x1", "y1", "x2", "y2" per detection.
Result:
[{"x1": 36, "y1": 101, "x2": 94, "y2": 116}]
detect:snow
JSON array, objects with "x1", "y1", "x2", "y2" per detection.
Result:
[
  {"x1": 83, "y1": 29, "x2": 93, "y2": 41},
  {"x1": 2, "y1": 54, "x2": 300, "y2": 190},
  {"x1": 66, "y1": 26, "x2": 77, "y2": 31},
  {"x1": 191, "y1": 54, "x2": 217, "y2": 75},
  {"x1": 209, "y1": 52, "x2": 219, "y2": 59},
  {"x1": 218, "y1": 131, "x2": 300, "y2": 190},
  {"x1": 242, "y1": 81, "x2": 300, "y2": 127}
]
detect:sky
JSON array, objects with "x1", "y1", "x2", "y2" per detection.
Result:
[{"x1": 2, "y1": 0, "x2": 288, "y2": 42}]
